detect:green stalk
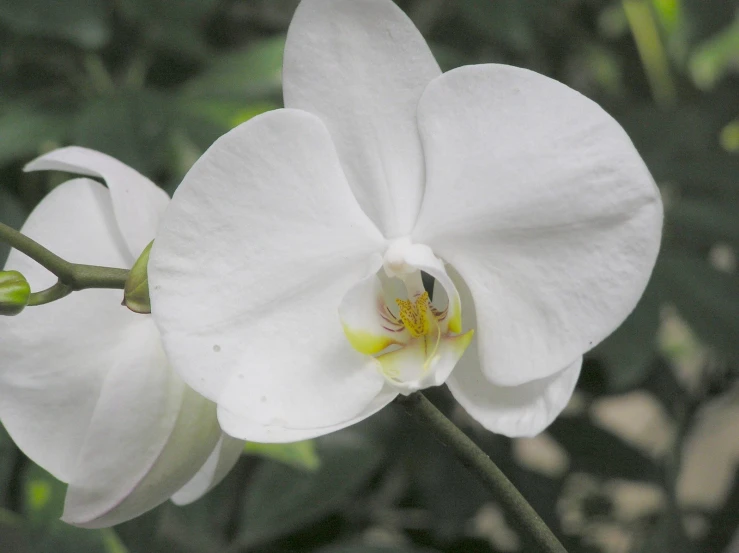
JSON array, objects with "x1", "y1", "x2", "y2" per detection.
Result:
[
  {"x1": 28, "y1": 281, "x2": 73, "y2": 306},
  {"x1": 395, "y1": 393, "x2": 568, "y2": 553},
  {"x1": 623, "y1": 0, "x2": 677, "y2": 108},
  {"x1": 0, "y1": 221, "x2": 129, "y2": 293}
]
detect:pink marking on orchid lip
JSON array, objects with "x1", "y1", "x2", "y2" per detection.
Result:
[
  {"x1": 379, "y1": 307, "x2": 402, "y2": 328},
  {"x1": 431, "y1": 305, "x2": 448, "y2": 321},
  {"x1": 379, "y1": 311, "x2": 399, "y2": 324},
  {"x1": 382, "y1": 325, "x2": 404, "y2": 332}
]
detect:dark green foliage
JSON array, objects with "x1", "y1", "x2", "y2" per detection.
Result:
[{"x1": 0, "y1": 1, "x2": 738, "y2": 552}]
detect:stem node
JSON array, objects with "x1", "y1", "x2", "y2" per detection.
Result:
[{"x1": 0, "y1": 222, "x2": 129, "y2": 305}]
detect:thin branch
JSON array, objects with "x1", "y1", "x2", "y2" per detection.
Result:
[
  {"x1": 0, "y1": 222, "x2": 129, "y2": 294},
  {"x1": 0, "y1": 221, "x2": 75, "y2": 281},
  {"x1": 394, "y1": 392, "x2": 569, "y2": 553},
  {"x1": 28, "y1": 280, "x2": 73, "y2": 306}
]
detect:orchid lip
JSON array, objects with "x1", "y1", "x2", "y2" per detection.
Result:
[{"x1": 340, "y1": 240, "x2": 474, "y2": 394}]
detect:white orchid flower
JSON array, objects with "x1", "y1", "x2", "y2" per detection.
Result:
[
  {"x1": 0, "y1": 147, "x2": 244, "y2": 528},
  {"x1": 148, "y1": 0, "x2": 663, "y2": 443}
]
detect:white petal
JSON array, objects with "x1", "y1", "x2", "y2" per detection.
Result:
[
  {"x1": 150, "y1": 108, "x2": 388, "y2": 439},
  {"x1": 24, "y1": 146, "x2": 169, "y2": 258},
  {"x1": 449, "y1": 358, "x2": 582, "y2": 439},
  {"x1": 1, "y1": 178, "x2": 216, "y2": 527},
  {"x1": 448, "y1": 352, "x2": 582, "y2": 438},
  {"x1": 62, "y1": 331, "x2": 221, "y2": 528},
  {"x1": 217, "y1": 385, "x2": 398, "y2": 444},
  {"x1": 0, "y1": 179, "x2": 135, "y2": 482},
  {"x1": 171, "y1": 434, "x2": 245, "y2": 506},
  {"x1": 445, "y1": 265, "x2": 580, "y2": 436},
  {"x1": 413, "y1": 65, "x2": 663, "y2": 386},
  {"x1": 283, "y1": 0, "x2": 441, "y2": 237},
  {"x1": 339, "y1": 270, "x2": 410, "y2": 355}
]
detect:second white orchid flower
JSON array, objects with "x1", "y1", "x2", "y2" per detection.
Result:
[
  {"x1": 149, "y1": 0, "x2": 663, "y2": 443},
  {"x1": 0, "y1": 147, "x2": 244, "y2": 528}
]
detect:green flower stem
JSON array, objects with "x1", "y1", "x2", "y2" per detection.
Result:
[
  {"x1": 0, "y1": 221, "x2": 129, "y2": 293},
  {"x1": 27, "y1": 281, "x2": 73, "y2": 306},
  {"x1": 395, "y1": 392, "x2": 568, "y2": 553}
]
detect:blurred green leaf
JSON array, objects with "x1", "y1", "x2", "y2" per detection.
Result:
[
  {"x1": 204, "y1": 101, "x2": 278, "y2": 130},
  {"x1": 656, "y1": 253, "x2": 739, "y2": 360},
  {"x1": 0, "y1": 0, "x2": 109, "y2": 48},
  {"x1": 101, "y1": 531, "x2": 129, "y2": 553},
  {"x1": 165, "y1": 456, "x2": 257, "y2": 551},
  {"x1": 592, "y1": 281, "x2": 661, "y2": 392},
  {"x1": 0, "y1": 189, "x2": 27, "y2": 266},
  {"x1": 427, "y1": 42, "x2": 469, "y2": 72},
  {"x1": 719, "y1": 119, "x2": 739, "y2": 153},
  {"x1": 549, "y1": 417, "x2": 661, "y2": 482},
  {"x1": 669, "y1": 198, "x2": 739, "y2": 251},
  {"x1": 0, "y1": 424, "x2": 18, "y2": 507},
  {"x1": 663, "y1": 151, "x2": 739, "y2": 202},
  {"x1": 456, "y1": 0, "x2": 537, "y2": 53},
  {"x1": 167, "y1": 110, "x2": 227, "y2": 169},
  {"x1": 236, "y1": 431, "x2": 384, "y2": 549},
  {"x1": 700, "y1": 467, "x2": 739, "y2": 552},
  {"x1": 244, "y1": 439, "x2": 320, "y2": 471},
  {"x1": 620, "y1": 103, "x2": 739, "y2": 204},
  {"x1": 72, "y1": 91, "x2": 173, "y2": 175},
  {"x1": 318, "y1": 547, "x2": 439, "y2": 553},
  {"x1": 635, "y1": 508, "x2": 697, "y2": 553},
  {"x1": 22, "y1": 464, "x2": 62, "y2": 524},
  {"x1": 117, "y1": 0, "x2": 219, "y2": 22},
  {"x1": 403, "y1": 427, "x2": 487, "y2": 536},
  {"x1": 114, "y1": 508, "x2": 163, "y2": 553},
  {"x1": 22, "y1": 463, "x2": 128, "y2": 553},
  {"x1": 117, "y1": 0, "x2": 219, "y2": 58},
  {"x1": 623, "y1": 0, "x2": 678, "y2": 107},
  {"x1": 176, "y1": 99, "x2": 276, "y2": 146},
  {"x1": 147, "y1": 25, "x2": 211, "y2": 59},
  {"x1": 681, "y1": 0, "x2": 739, "y2": 46},
  {"x1": 642, "y1": 357, "x2": 686, "y2": 417},
  {"x1": 0, "y1": 107, "x2": 70, "y2": 166},
  {"x1": 181, "y1": 36, "x2": 285, "y2": 105},
  {"x1": 689, "y1": 17, "x2": 739, "y2": 89},
  {"x1": 170, "y1": 34, "x2": 285, "y2": 173},
  {"x1": 0, "y1": 508, "x2": 31, "y2": 553},
  {"x1": 652, "y1": 0, "x2": 682, "y2": 35},
  {"x1": 620, "y1": 104, "x2": 715, "y2": 166}
]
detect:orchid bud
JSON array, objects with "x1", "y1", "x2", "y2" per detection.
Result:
[
  {"x1": 124, "y1": 240, "x2": 153, "y2": 314},
  {"x1": 0, "y1": 270, "x2": 31, "y2": 316}
]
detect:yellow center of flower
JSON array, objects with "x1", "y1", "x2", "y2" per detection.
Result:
[
  {"x1": 392, "y1": 291, "x2": 442, "y2": 372},
  {"x1": 395, "y1": 291, "x2": 432, "y2": 338},
  {"x1": 338, "y1": 262, "x2": 475, "y2": 394}
]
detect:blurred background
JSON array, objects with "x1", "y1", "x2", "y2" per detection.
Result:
[{"x1": 1, "y1": 0, "x2": 738, "y2": 552}]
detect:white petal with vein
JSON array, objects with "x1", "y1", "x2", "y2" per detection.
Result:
[
  {"x1": 0, "y1": 179, "x2": 136, "y2": 481},
  {"x1": 25, "y1": 146, "x2": 169, "y2": 258},
  {"x1": 283, "y1": 0, "x2": 440, "y2": 237},
  {"x1": 150, "y1": 108, "x2": 389, "y2": 440},
  {"x1": 414, "y1": 64, "x2": 662, "y2": 386}
]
